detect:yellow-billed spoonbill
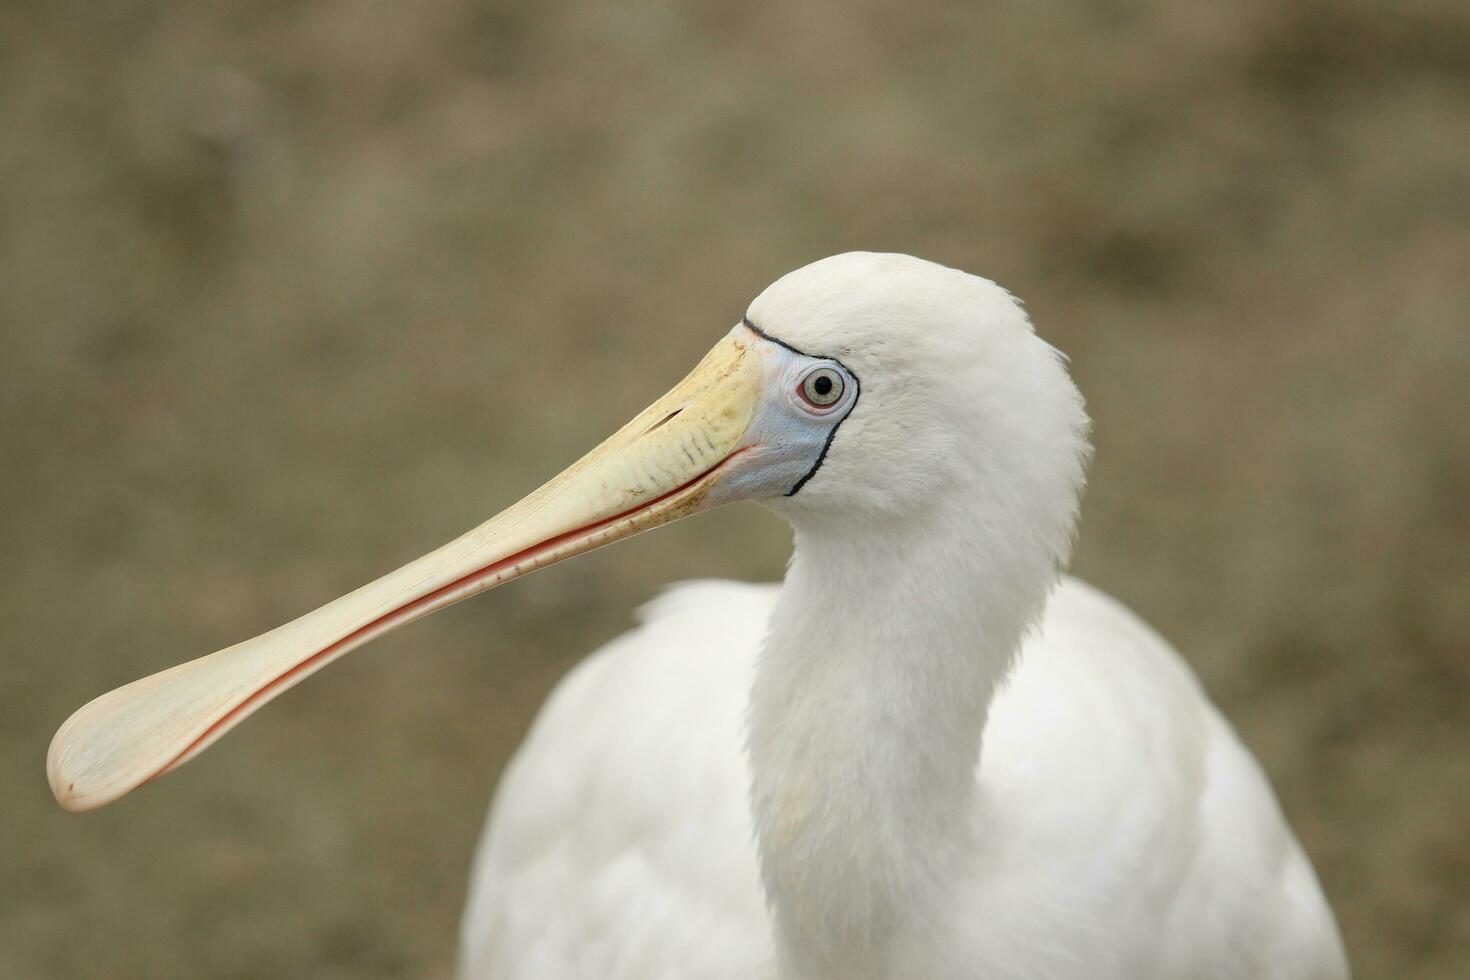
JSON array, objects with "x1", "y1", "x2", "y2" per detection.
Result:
[{"x1": 49, "y1": 253, "x2": 1348, "y2": 980}]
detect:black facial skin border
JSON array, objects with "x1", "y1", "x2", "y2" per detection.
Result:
[{"x1": 742, "y1": 315, "x2": 861, "y2": 497}]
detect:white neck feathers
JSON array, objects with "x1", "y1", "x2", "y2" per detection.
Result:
[{"x1": 747, "y1": 491, "x2": 1063, "y2": 979}]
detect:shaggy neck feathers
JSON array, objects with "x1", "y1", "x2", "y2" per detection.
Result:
[{"x1": 747, "y1": 491, "x2": 1067, "y2": 979}]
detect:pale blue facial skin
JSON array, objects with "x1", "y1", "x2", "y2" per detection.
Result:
[{"x1": 705, "y1": 323, "x2": 860, "y2": 507}]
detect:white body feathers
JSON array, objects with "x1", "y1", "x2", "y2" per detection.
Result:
[{"x1": 461, "y1": 578, "x2": 1347, "y2": 980}]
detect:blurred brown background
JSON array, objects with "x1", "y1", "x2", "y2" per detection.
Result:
[{"x1": 3, "y1": 1, "x2": 1468, "y2": 977}]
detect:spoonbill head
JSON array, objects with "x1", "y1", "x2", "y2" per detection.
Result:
[{"x1": 48, "y1": 252, "x2": 1079, "y2": 811}]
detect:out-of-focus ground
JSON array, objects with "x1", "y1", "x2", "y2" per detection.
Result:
[{"x1": 3, "y1": 1, "x2": 1468, "y2": 977}]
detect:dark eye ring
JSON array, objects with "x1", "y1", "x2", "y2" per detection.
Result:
[{"x1": 798, "y1": 367, "x2": 845, "y2": 409}]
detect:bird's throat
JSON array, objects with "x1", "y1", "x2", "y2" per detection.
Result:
[{"x1": 747, "y1": 503, "x2": 1059, "y2": 979}]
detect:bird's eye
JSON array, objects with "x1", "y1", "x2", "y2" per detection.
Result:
[{"x1": 798, "y1": 367, "x2": 845, "y2": 409}]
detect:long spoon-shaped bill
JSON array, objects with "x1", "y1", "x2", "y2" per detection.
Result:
[{"x1": 49, "y1": 332, "x2": 763, "y2": 812}]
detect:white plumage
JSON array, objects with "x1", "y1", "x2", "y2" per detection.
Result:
[{"x1": 463, "y1": 578, "x2": 1345, "y2": 980}]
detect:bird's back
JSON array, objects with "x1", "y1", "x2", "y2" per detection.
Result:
[
  {"x1": 460, "y1": 578, "x2": 1346, "y2": 980},
  {"x1": 956, "y1": 578, "x2": 1347, "y2": 979}
]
